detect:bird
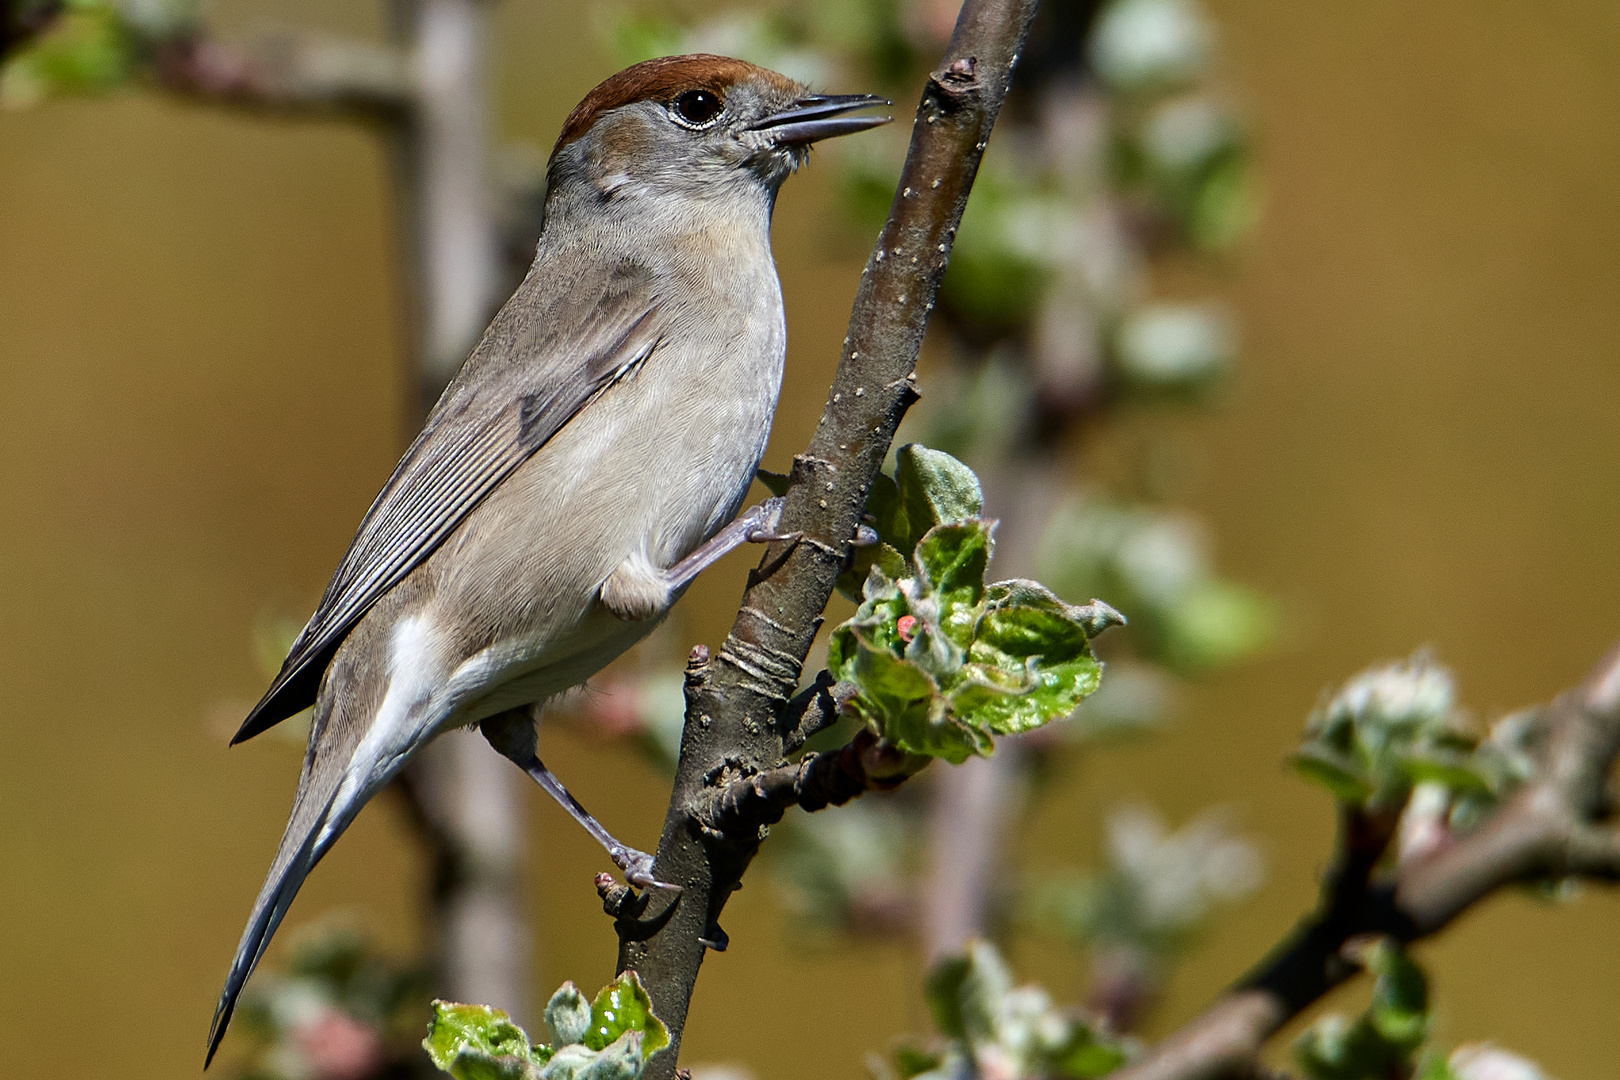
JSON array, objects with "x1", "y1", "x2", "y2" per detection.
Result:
[{"x1": 206, "y1": 54, "x2": 890, "y2": 1065}]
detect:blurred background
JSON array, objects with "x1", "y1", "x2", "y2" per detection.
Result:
[{"x1": 2, "y1": 1, "x2": 1618, "y2": 1078}]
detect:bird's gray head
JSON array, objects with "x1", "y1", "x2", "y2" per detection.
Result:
[{"x1": 547, "y1": 54, "x2": 889, "y2": 209}]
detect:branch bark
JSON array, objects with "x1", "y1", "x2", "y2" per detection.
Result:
[
  {"x1": 609, "y1": 2, "x2": 1042, "y2": 1074},
  {"x1": 1110, "y1": 643, "x2": 1620, "y2": 1080}
]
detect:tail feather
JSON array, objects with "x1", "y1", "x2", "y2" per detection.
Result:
[{"x1": 206, "y1": 723, "x2": 367, "y2": 1067}]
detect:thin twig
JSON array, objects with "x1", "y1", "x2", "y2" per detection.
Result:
[
  {"x1": 151, "y1": 30, "x2": 414, "y2": 119},
  {"x1": 778, "y1": 670, "x2": 852, "y2": 755},
  {"x1": 702, "y1": 727, "x2": 929, "y2": 837},
  {"x1": 610, "y1": 3, "x2": 1042, "y2": 1074},
  {"x1": 1110, "y1": 643, "x2": 1620, "y2": 1080}
]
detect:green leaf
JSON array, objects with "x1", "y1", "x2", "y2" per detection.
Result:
[
  {"x1": 1400, "y1": 756, "x2": 1493, "y2": 796},
  {"x1": 894, "y1": 444, "x2": 983, "y2": 550},
  {"x1": 1053, "y1": 1031, "x2": 1130, "y2": 1079},
  {"x1": 838, "y1": 540, "x2": 907, "y2": 603},
  {"x1": 922, "y1": 954, "x2": 973, "y2": 1041},
  {"x1": 1291, "y1": 749, "x2": 1374, "y2": 805},
  {"x1": 583, "y1": 971, "x2": 668, "y2": 1062},
  {"x1": 840, "y1": 445, "x2": 981, "y2": 599},
  {"x1": 833, "y1": 624, "x2": 985, "y2": 764},
  {"x1": 893, "y1": 1043, "x2": 946, "y2": 1079},
  {"x1": 1412, "y1": 1054, "x2": 1461, "y2": 1080},
  {"x1": 914, "y1": 521, "x2": 991, "y2": 631},
  {"x1": 829, "y1": 452, "x2": 1112, "y2": 762},
  {"x1": 1294, "y1": 942, "x2": 1431, "y2": 1080},
  {"x1": 951, "y1": 656, "x2": 1102, "y2": 736},
  {"x1": 424, "y1": 1002, "x2": 552, "y2": 1080},
  {"x1": 1363, "y1": 941, "x2": 1428, "y2": 1053},
  {"x1": 953, "y1": 585, "x2": 1102, "y2": 735},
  {"x1": 923, "y1": 942, "x2": 1010, "y2": 1047}
]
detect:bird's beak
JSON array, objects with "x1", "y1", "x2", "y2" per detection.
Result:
[{"x1": 748, "y1": 94, "x2": 892, "y2": 145}]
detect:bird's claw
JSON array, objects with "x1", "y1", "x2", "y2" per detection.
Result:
[{"x1": 743, "y1": 496, "x2": 794, "y2": 544}]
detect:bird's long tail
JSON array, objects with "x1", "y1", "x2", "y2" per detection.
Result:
[{"x1": 205, "y1": 711, "x2": 383, "y2": 1067}]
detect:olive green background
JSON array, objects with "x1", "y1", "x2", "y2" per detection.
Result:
[{"x1": 1, "y1": 1, "x2": 1616, "y2": 1077}]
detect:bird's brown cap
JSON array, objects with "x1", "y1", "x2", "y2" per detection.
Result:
[{"x1": 555, "y1": 54, "x2": 801, "y2": 153}]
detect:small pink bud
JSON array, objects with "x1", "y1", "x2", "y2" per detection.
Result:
[
  {"x1": 896, "y1": 615, "x2": 918, "y2": 642},
  {"x1": 295, "y1": 1009, "x2": 385, "y2": 1080}
]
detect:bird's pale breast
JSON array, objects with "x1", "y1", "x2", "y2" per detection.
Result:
[{"x1": 415, "y1": 227, "x2": 787, "y2": 725}]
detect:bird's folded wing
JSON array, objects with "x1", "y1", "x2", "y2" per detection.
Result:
[{"x1": 232, "y1": 259, "x2": 666, "y2": 744}]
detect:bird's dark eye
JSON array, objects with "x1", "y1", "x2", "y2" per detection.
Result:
[{"x1": 671, "y1": 89, "x2": 723, "y2": 127}]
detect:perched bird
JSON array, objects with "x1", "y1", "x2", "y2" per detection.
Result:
[{"x1": 207, "y1": 54, "x2": 889, "y2": 1064}]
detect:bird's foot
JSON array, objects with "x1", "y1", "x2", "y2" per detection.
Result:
[
  {"x1": 663, "y1": 497, "x2": 798, "y2": 592},
  {"x1": 610, "y1": 843, "x2": 681, "y2": 892},
  {"x1": 740, "y1": 496, "x2": 797, "y2": 544}
]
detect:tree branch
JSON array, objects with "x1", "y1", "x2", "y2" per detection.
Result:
[
  {"x1": 1110, "y1": 643, "x2": 1620, "y2": 1080},
  {"x1": 609, "y1": 2, "x2": 1042, "y2": 1074},
  {"x1": 150, "y1": 29, "x2": 414, "y2": 120}
]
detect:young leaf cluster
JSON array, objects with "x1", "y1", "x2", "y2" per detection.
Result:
[
  {"x1": 829, "y1": 446, "x2": 1121, "y2": 764},
  {"x1": 1294, "y1": 940, "x2": 1430, "y2": 1080},
  {"x1": 423, "y1": 972, "x2": 668, "y2": 1080},
  {"x1": 1295, "y1": 941, "x2": 1550, "y2": 1080},
  {"x1": 1292, "y1": 654, "x2": 1506, "y2": 812},
  {"x1": 879, "y1": 942, "x2": 1127, "y2": 1080},
  {"x1": 1030, "y1": 804, "x2": 1262, "y2": 964}
]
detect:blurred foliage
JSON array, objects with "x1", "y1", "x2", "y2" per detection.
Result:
[
  {"x1": 874, "y1": 941, "x2": 1129, "y2": 1080},
  {"x1": 772, "y1": 798, "x2": 918, "y2": 934},
  {"x1": 1290, "y1": 653, "x2": 1533, "y2": 818},
  {"x1": 423, "y1": 973, "x2": 668, "y2": 1080},
  {"x1": 229, "y1": 919, "x2": 431, "y2": 1080},
  {"x1": 1031, "y1": 804, "x2": 1261, "y2": 964},
  {"x1": 1036, "y1": 496, "x2": 1274, "y2": 675},
  {"x1": 0, "y1": 0, "x2": 198, "y2": 107},
  {"x1": 1294, "y1": 940, "x2": 1430, "y2": 1080},
  {"x1": 1294, "y1": 941, "x2": 1553, "y2": 1080}
]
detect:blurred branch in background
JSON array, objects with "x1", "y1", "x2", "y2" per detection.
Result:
[
  {"x1": 1114, "y1": 645, "x2": 1620, "y2": 1080},
  {"x1": 1, "y1": 0, "x2": 532, "y2": 1044},
  {"x1": 0, "y1": 0, "x2": 411, "y2": 114}
]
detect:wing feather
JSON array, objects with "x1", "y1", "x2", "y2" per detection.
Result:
[{"x1": 231, "y1": 259, "x2": 664, "y2": 744}]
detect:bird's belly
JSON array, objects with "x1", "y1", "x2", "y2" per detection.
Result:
[{"x1": 421, "y1": 319, "x2": 784, "y2": 723}]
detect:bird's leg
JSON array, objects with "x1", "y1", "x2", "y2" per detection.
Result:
[
  {"x1": 520, "y1": 755, "x2": 678, "y2": 891},
  {"x1": 603, "y1": 496, "x2": 875, "y2": 622},
  {"x1": 662, "y1": 496, "x2": 794, "y2": 592},
  {"x1": 479, "y1": 712, "x2": 678, "y2": 891}
]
